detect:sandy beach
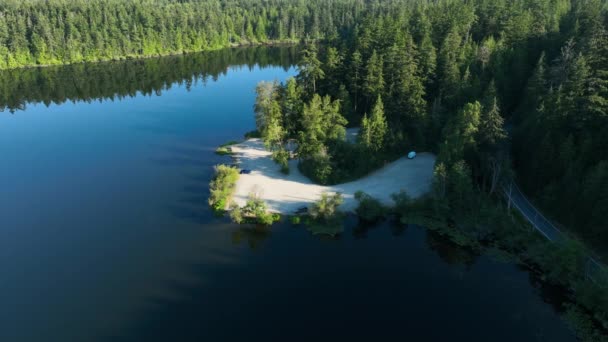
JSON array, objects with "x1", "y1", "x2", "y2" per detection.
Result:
[{"x1": 230, "y1": 139, "x2": 436, "y2": 213}]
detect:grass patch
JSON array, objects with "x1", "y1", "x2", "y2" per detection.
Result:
[
  {"x1": 208, "y1": 164, "x2": 239, "y2": 212},
  {"x1": 215, "y1": 140, "x2": 239, "y2": 155}
]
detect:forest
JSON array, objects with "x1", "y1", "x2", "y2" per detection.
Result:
[
  {"x1": 248, "y1": 0, "x2": 608, "y2": 252},
  {"x1": 0, "y1": 0, "x2": 356, "y2": 69}
]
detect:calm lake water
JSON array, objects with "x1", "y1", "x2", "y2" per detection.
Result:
[{"x1": 0, "y1": 46, "x2": 574, "y2": 341}]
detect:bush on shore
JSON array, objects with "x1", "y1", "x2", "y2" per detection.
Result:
[
  {"x1": 229, "y1": 192, "x2": 279, "y2": 225},
  {"x1": 306, "y1": 192, "x2": 344, "y2": 236},
  {"x1": 215, "y1": 140, "x2": 239, "y2": 155},
  {"x1": 354, "y1": 191, "x2": 387, "y2": 223},
  {"x1": 208, "y1": 164, "x2": 239, "y2": 212}
]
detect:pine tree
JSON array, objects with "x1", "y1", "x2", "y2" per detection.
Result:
[
  {"x1": 360, "y1": 96, "x2": 388, "y2": 152},
  {"x1": 298, "y1": 44, "x2": 325, "y2": 94},
  {"x1": 364, "y1": 50, "x2": 385, "y2": 104},
  {"x1": 349, "y1": 50, "x2": 363, "y2": 112},
  {"x1": 479, "y1": 97, "x2": 507, "y2": 148}
]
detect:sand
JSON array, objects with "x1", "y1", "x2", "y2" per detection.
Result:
[{"x1": 230, "y1": 139, "x2": 436, "y2": 213}]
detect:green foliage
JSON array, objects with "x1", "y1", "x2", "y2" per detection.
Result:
[
  {"x1": 298, "y1": 152, "x2": 333, "y2": 185},
  {"x1": 297, "y1": 94, "x2": 346, "y2": 160},
  {"x1": 364, "y1": 50, "x2": 385, "y2": 101},
  {"x1": 229, "y1": 202, "x2": 244, "y2": 224},
  {"x1": 528, "y1": 238, "x2": 587, "y2": 284},
  {"x1": 303, "y1": 193, "x2": 345, "y2": 238},
  {"x1": 563, "y1": 304, "x2": 608, "y2": 342},
  {"x1": 255, "y1": 81, "x2": 285, "y2": 150},
  {"x1": 0, "y1": 0, "x2": 352, "y2": 70},
  {"x1": 289, "y1": 215, "x2": 302, "y2": 225},
  {"x1": 230, "y1": 192, "x2": 279, "y2": 226},
  {"x1": 309, "y1": 192, "x2": 344, "y2": 224},
  {"x1": 272, "y1": 148, "x2": 290, "y2": 174},
  {"x1": 359, "y1": 96, "x2": 388, "y2": 152},
  {"x1": 354, "y1": 191, "x2": 387, "y2": 223},
  {"x1": 298, "y1": 45, "x2": 325, "y2": 93},
  {"x1": 215, "y1": 141, "x2": 239, "y2": 155},
  {"x1": 208, "y1": 165, "x2": 239, "y2": 212}
]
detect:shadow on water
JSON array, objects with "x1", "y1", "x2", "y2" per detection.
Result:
[
  {"x1": 425, "y1": 230, "x2": 480, "y2": 268},
  {"x1": 100, "y1": 218, "x2": 575, "y2": 342},
  {"x1": 231, "y1": 225, "x2": 272, "y2": 250}
]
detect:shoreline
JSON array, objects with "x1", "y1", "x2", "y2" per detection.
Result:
[
  {"x1": 0, "y1": 40, "x2": 303, "y2": 71},
  {"x1": 228, "y1": 139, "x2": 436, "y2": 214}
]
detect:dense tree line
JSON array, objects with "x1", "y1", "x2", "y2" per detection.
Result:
[
  {"x1": 512, "y1": 1, "x2": 608, "y2": 247},
  {"x1": 0, "y1": 0, "x2": 361, "y2": 69}
]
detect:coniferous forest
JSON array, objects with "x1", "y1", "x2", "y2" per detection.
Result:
[{"x1": 0, "y1": 0, "x2": 350, "y2": 69}]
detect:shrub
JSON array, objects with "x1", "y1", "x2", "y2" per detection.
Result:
[
  {"x1": 272, "y1": 148, "x2": 290, "y2": 174},
  {"x1": 310, "y1": 192, "x2": 344, "y2": 222},
  {"x1": 299, "y1": 153, "x2": 333, "y2": 184},
  {"x1": 230, "y1": 192, "x2": 280, "y2": 226},
  {"x1": 528, "y1": 238, "x2": 587, "y2": 285},
  {"x1": 208, "y1": 164, "x2": 239, "y2": 212},
  {"x1": 305, "y1": 192, "x2": 345, "y2": 236},
  {"x1": 229, "y1": 202, "x2": 243, "y2": 224},
  {"x1": 354, "y1": 191, "x2": 387, "y2": 222},
  {"x1": 290, "y1": 216, "x2": 302, "y2": 225}
]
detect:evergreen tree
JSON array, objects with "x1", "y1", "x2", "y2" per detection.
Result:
[
  {"x1": 359, "y1": 96, "x2": 388, "y2": 152},
  {"x1": 479, "y1": 97, "x2": 507, "y2": 149},
  {"x1": 364, "y1": 50, "x2": 385, "y2": 104},
  {"x1": 298, "y1": 45, "x2": 325, "y2": 94}
]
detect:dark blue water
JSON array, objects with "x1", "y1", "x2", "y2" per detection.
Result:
[{"x1": 0, "y1": 48, "x2": 574, "y2": 341}]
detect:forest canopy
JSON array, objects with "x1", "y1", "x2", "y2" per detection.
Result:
[{"x1": 0, "y1": 0, "x2": 359, "y2": 69}]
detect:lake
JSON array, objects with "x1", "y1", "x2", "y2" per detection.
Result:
[{"x1": 0, "y1": 46, "x2": 574, "y2": 341}]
